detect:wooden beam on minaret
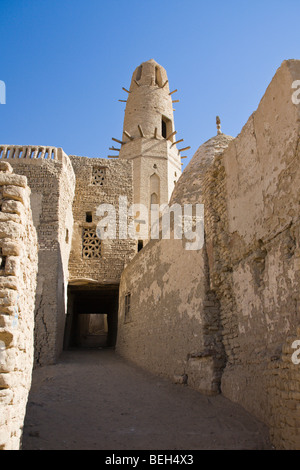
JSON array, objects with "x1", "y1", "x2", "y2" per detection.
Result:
[
  {"x1": 167, "y1": 130, "x2": 177, "y2": 141},
  {"x1": 123, "y1": 130, "x2": 134, "y2": 141},
  {"x1": 108, "y1": 155, "x2": 119, "y2": 158},
  {"x1": 178, "y1": 146, "x2": 191, "y2": 152},
  {"x1": 109, "y1": 147, "x2": 120, "y2": 151},
  {"x1": 112, "y1": 137, "x2": 125, "y2": 145},
  {"x1": 118, "y1": 99, "x2": 127, "y2": 103},
  {"x1": 138, "y1": 124, "x2": 144, "y2": 137},
  {"x1": 169, "y1": 89, "x2": 178, "y2": 96},
  {"x1": 180, "y1": 156, "x2": 187, "y2": 159},
  {"x1": 171, "y1": 139, "x2": 184, "y2": 147},
  {"x1": 161, "y1": 80, "x2": 168, "y2": 88},
  {"x1": 122, "y1": 87, "x2": 131, "y2": 93},
  {"x1": 172, "y1": 100, "x2": 180, "y2": 103}
]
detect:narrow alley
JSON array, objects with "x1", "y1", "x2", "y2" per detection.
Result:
[{"x1": 22, "y1": 349, "x2": 271, "y2": 450}]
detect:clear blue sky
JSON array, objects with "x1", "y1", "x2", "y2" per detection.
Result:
[{"x1": 1, "y1": 0, "x2": 299, "y2": 169}]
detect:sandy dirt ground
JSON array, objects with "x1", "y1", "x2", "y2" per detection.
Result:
[{"x1": 21, "y1": 349, "x2": 272, "y2": 450}]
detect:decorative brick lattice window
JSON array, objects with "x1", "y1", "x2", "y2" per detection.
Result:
[
  {"x1": 92, "y1": 167, "x2": 106, "y2": 186},
  {"x1": 82, "y1": 228, "x2": 101, "y2": 259}
]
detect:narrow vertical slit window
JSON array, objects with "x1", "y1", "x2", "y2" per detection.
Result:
[
  {"x1": 162, "y1": 119, "x2": 167, "y2": 138},
  {"x1": 0, "y1": 249, "x2": 6, "y2": 270},
  {"x1": 125, "y1": 293, "x2": 131, "y2": 321},
  {"x1": 155, "y1": 66, "x2": 162, "y2": 86},
  {"x1": 136, "y1": 65, "x2": 142, "y2": 81}
]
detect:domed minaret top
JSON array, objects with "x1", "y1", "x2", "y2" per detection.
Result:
[{"x1": 119, "y1": 59, "x2": 176, "y2": 144}]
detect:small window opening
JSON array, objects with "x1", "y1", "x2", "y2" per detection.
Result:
[
  {"x1": 65, "y1": 228, "x2": 69, "y2": 243},
  {"x1": 136, "y1": 65, "x2": 142, "y2": 81},
  {"x1": 161, "y1": 115, "x2": 172, "y2": 140},
  {"x1": 155, "y1": 66, "x2": 162, "y2": 86},
  {"x1": 86, "y1": 212, "x2": 93, "y2": 223},
  {"x1": 138, "y1": 240, "x2": 143, "y2": 252}
]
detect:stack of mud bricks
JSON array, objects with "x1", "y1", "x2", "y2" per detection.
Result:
[{"x1": 0, "y1": 161, "x2": 37, "y2": 450}]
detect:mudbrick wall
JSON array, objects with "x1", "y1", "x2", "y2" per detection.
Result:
[
  {"x1": 116, "y1": 134, "x2": 233, "y2": 394},
  {"x1": 0, "y1": 147, "x2": 76, "y2": 365},
  {"x1": 0, "y1": 162, "x2": 38, "y2": 450},
  {"x1": 213, "y1": 59, "x2": 300, "y2": 450},
  {"x1": 68, "y1": 156, "x2": 136, "y2": 284}
]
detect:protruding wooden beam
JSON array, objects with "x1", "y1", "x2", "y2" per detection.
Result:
[
  {"x1": 118, "y1": 99, "x2": 127, "y2": 103},
  {"x1": 109, "y1": 147, "x2": 120, "y2": 151},
  {"x1": 172, "y1": 100, "x2": 180, "y2": 103},
  {"x1": 181, "y1": 156, "x2": 187, "y2": 159},
  {"x1": 167, "y1": 130, "x2": 177, "y2": 141},
  {"x1": 178, "y1": 146, "x2": 191, "y2": 152},
  {"x1": 169, "y1": 89, "x2": 178, "y2": 95},
  {"x1": 161, "y1": 80, "x2": 168, "y2": 88},
  {"x1": 112, "y1": 137, "x2": 125, "y2": 145},
  {"x1": 154, "y1": 127, "x2": 158, "y2": 139},
  {"x1": 138, "y1": 124, "x2": 144, "y2": 137},
  {"x1": 171, "y1": 139, "x2": 184, "y2": 147},
  {"x1": 123, "y1": 130, "x2": 134, "y2": 141},
  {"x1": 122, "y1": 87, "x2": 131, "y2": 93},
  {"x1": 108, "y1": 155, "x2": 119, "y2": 158},
  {"x1": 134, "y1": 80, "x2": 140, "y2": 87}
]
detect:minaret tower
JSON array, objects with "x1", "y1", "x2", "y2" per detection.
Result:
[{"x1": 113, "y1": 59, "x2": 186, "y2": 220}]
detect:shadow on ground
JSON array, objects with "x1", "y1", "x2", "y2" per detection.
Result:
[{"x1": 22, "y1": 349, "x2": 272, "y2": 450}]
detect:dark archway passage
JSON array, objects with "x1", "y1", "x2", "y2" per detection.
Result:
[{"x1": 63, "y1": 284, "x2": 119, "y2": 350}]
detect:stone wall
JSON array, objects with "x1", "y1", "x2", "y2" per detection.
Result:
[
  {"x1": 0, "y1": 146, "x2": 75, "y2": 365},
  {"x1": 68, "y1": 156, "x2": 136, "y2": 284},
  {"x1": 0, "y1": 162, "x2": 38, "y2": 450}
]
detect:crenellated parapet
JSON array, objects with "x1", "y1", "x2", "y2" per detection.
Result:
[
  {"x1": 0, "y1": 145, "x2": 59, "y2": 160},
  {"x1": 0, "y1": 145, "x2": 74, "y2": 180}
]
